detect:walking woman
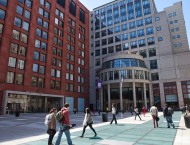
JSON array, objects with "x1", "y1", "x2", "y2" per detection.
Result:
[
  {"x1": 48, "y1": 108, "x2": 57, "y2": 145},
  {"x1": 134, "y1": 106, "x2": 141, "y2": 120},
  {"x1": 93, "y1": 108, "x2": 96, "y2": 116},
  {"x1": 79, "y1": 108, "x2": 97, "y2": 137},
  {"x1": 142, "y1": 106, "x2": 146, "y2": 117}
]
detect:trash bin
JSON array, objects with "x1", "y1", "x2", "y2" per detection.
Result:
[
  {"x1": 184, "y1": 115, "x2": 190, "y2": 128},
  {"x1": 102, "y1": 114, "x2": 108, "y2": 122}
]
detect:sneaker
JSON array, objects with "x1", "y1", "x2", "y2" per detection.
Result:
[
  {"x1": 79, "y1": 135, "x2": 83, "y2": 137},
  {"x1": 172, "y1": 124, "x2": 175, "y2": 128},
  {"x1": 168, "y1": 126, "x2": 170, "y2": 128},
  {"x1": 94, "y1": 134, "x2": 97, "y2": 137}
]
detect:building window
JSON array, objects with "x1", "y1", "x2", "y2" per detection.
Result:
[
  {"x1": 157, "y1": 27, "x2": 161, "y2": 31},
  {"x1": 12, "y1": 30, "x2": 20, "y2": 40},
  {"x1": 170, "y1": 21, "x2": 173, "y2": 24},
  {"x1": 66, "y1": 73, "x2": 69, "y2": 80},
  {"x1": 102, "y1": 48, "x2": 107, "y2": 55},
  {"x1": 171, "y1": 29, "x2": 174, "y2": 32},
  {"x1": 177, "y1": 35, "x2": 180, "y2": 38},
  {"x1": 26, "y1": 0, "x2": 32, "y2": 8},
  {"x1": 34, "y1": 51, "x2": 39, "y2": 60},
  {"x1": 80, "y1": 9, "x2": 85, "y2": 24},
  {"x1": 39, "y1": 78, "x2": 45, "y2": 88},
  {"x1": 138, "y1": 29, "x2": 144, "y2": 37},
  {"x1": 45, "y1": 11, "x2": 49, "y2": 19},
  {"x1": 60, "y1": 12, "x2": 64, "y2": 19},
  {"x1": 139, "y1": 39, "x2": 146, "y2": 47},
  {"x1": 56, "y1": 9, "x2": 59, "y2": 16},
  {"x1": 10, "y1": 43, "x2": 18, "y2": 54},
  {"x1": 56, "y1": 81, "x2": 61, "y2": 90},
  {"x1": 123, "y1": 43, "x2": 129, "y2": 50},
  {"x1": 131, "y1": 41, "x2": 137, "y2": 49},
  {"x1": 78, "y1": 85, "x2": 81, "y2": 92},
  {"x1": 16, "y1": 5, "x2": 23, "y2": 15},
  {"x1": 52, "y1": 58, "x2": 56, "y2": 66},
  {"x1": 151, "y1": 73, "x2": 159, "y2": 81},
  {"x1": 44, "y1": 21, "x2": 48, "y2": 29},
  {"x1": 149, "y1": 48, "x2": 156, "y2": 57},
  {"x1": 108, "y1": 46, "x2": 114, "y2": 54},
  {"x1": 95, "y1": 59, "x2": 100, "y2": 66},
  {"x1": 150, "y1": 60, "x2": 158, "y2": 69},
  {"x1": 57, "y1": 70, "x2": 61, "y2": 78},
  {"x1": 51, "y1": 69, "x2": 55, "y2": 77},
  {"x1": 42, "y1": 42, "x2": 47, "y2": 51},
  {"x1": 70, "y1": 74, "x2": 74, "y2": 81},
  {"x1": 39, "y1": 7, "x2": 44, "y2": 16},
  {"x1": 6, "y1": 72, "x2": 15, "y2": 84},
  {"x1": 130, "y1": 31, "x2": 136, "y2": 39},
  {"x1": 18, "y1": 0, "x2": 24, "y2": 4},
  {"x1": 174, "y1": 44, "x2": 177, "y2": 47},
  {"x1": 140, "y1": 49, "x2": 147, "y2": 58},
  {"x1": 137, "y1": 19, "x2": 143, "y2": 27},
  {"x1": 14, "y1": 17, "x2": 22, "y2": 27},
  {"x1": 173, "y1": 12, "x2": 176, "y2": 16},
  {"x1": 172, "y1": 36, "x2": 176, "y2": 39},
  {"x1": 35, "y1": 39, "x2": 41, "y2": 48},
  {"x1": 114, "y1": 26, "x2": 120, "y2": 33},
  {"x1": 176, "y1": 27, "x2": 179, "y2": 31},
  {"x1": 146, "y1": 27, "x2": 153, "y2": 35},
  {"x1": 147, "y1": 37, "x2": 155, "y2": 45},
  {"x1": 42, "y1": 31, "x2": 47, "y2": 40},
  {"x1": 21, "y1": 33, "x2": 28, "y2": 43},
  {"x1": 155, "y1": 17, "x2": 160, "y2": 21},
  {"x1": 69, "y1": 0, "x2": 76, "y2": 17},
  {"x1": 116, "y1": 44, "x2": 121, "y2": 52},
  {"x1": 46, "y1": 2, "x2": 51, "y2": 10},
  {"x1": 158, "y1": 37, "x2": 163, "y2": 41},
  {"x1": 108, "y1": 28, "x2": 113, "y2": 35},
  {"x1": 31, "y1": 76, "x2": 38, "y2": 87},
  {"x1": 101, "y1": 30, "x2": 106, "y2": 37},
  {"x1": 33, "y1": 63, "x2": 38, "y2": 73},
  {"x1": 122, "y1": 24, "x2": 128, "y2": 31},
  {"x1": 175, "y1": 20, "x2": 178, "y2": 23},
  {"x1": 178, "y1": 43, "x2": 182, "y2": 47},
  {"x1": 54, "y1": 37, "x2": 58, "y2": 44},
  {"x1": 59, "y1": 39, "x2": 63, "y2": 47},
  {"x1": 18, "y1": 59, "x2": 25, "y2": 70},
  {"x1": 134, "y1": 70, "x2": 139, "y2": 79},
  {"x1": 19, "y1": 46, "x2": 26, "y2": 56},
  {"x1": 145, "y1": 17, "x2": 152, "y2": 25},
  {"x1": 38, "y1": 17, "x2": 43, "y2": 26},
  {"x1": 8, "y1": 57, "x2": 16, "y2": 68},
  {"x1": 15, "y1": 73, "x2": 23, "y2": 85},
  {"x1": 115, "y1": 35, "x2": 121, "y2": 42},
  {"x1": 95, "y1": 41, "x2": 100, "y2": 47},
  {"x1": 40, "y1": 65, "x2": 45, "y2": 74},
  {"x1": 71, "y1": 64, "x2": 74, "y2": 71},
  {"x1": 122, "y1": 33, "x2": 128, "y2": 41},
  {"x1": 36, "y1": 28, "x2": 42, "y2": 37},
  {"x1": 169, "y1": 14, "x2": 172, "y2": 18},
  {"x1": 114, "y1": 71, "x2": 119, "y2": 80},
  {"x1": 0, "y1": 0, "x2": 7, "y2": 7},
  {"x1": 66, "y1": 83, "x2": 69, "y2": 91},
  {"x1": 41, "y1": 53, "x2": 46, "y2": 62},
  {"x1": 129, "y1": 21, "x2": 135, "y2": 29},
  {"x1": 70, "y1": 84, "x2": 74, "y2": 92},
  {"x1": 60, "y1": 20, "x2": 63, "y2": 28},
  {"x1": 51, "y1": 80, "x2": 55, "y2": 89}
]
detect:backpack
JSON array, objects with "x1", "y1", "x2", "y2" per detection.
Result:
[
  {"x1": 165, "y1": 107, "x2": 173, "y2": 116},
  {"x1": 55, "y1": 110, "x2": 65, "y2": 123},
  {"x1": 44, "y1": 114, "x2": 51, "y2": 126}
]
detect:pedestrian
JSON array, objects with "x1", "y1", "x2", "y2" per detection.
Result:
[
  {"x1": 130, "y1": 107, "x2": 133, "y2": 115},
  {"x1": 150, "y1": 104, "x2": 158, "y2": 128},
  {"x1": 164, "y1": 104, "x2": 175, "y2": 128},
  {"x1": 55, "y1": 103, "x2": 73, "y2": 145},
  {"x1": 74, "y1": 107, "x2": 77, "y2": 114},
  {"x1": 48, "y1": 108, "x2": 57, "y2": 145},
  {"x1": 79, "y1": 108, "x2": 97, "y2": 137},
  {"x1": 98, "y1": 107, "x2": 100, "y2": 116},
  {"x1": 106, "y1": 107, "x2": 108, "y2": 114},
  {"x1": 142, "y1": 106, "x2": 146, "y2": 117},
  {"x1": 180, "y1": 105, "x2": 183, "y2": 114},
  {"x1": 110, "y1": 104, "x2": 117, "y2": 124},
  {"x1": 134, "y1": 106, "x2": 141, "y2": 120},
  {"x1": 93, "y1": 108, "x2": 96, "y2": 116}
]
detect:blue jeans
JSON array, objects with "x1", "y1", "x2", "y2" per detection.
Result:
[
  {"x1": 166, "y1": 116, "x2": 174, "y2": 127},
  {"x1": 55, "y1": 123, "x2": 72, "y2": 145}
]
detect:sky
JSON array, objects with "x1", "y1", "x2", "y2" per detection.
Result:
[{"x1": 79, "y1": 0, "x2": 190, "y2": 49}]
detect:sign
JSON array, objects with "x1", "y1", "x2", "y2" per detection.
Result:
[{"x1": 97, "y1": 79, "x2": 102, "y2": 89}]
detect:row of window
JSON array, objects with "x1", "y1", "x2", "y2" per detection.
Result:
[
  {"x1": 66, "y1": 83, "x2": 85, "y2": 93},
  {"x1": 51, "y1": 69, "x2": 61, "y2": 78},
  {"x1": 95, "y1": 37, "x2": 156, "y2": 49},
  {"x1": 14, "y1": 17, "x2": 30, "y2": 31},
  {"x1": 8, "y1": 57, "x2": 25, "y2": 70},
  {"x1": 12, "y1": 29, "x2": 28, "y2": 43},
  {"x1": 171, "y1": 27, "x2": 179, "y2": 32},
  {"x1": 10, "y1": 43, "x2": 27, "y2": 56},
  {"x1": 174, "y1": 43, "x2": 182, "y2": 47},
  {"x1": 16, "y1": 5, "x2": 31, "y2": 19},
  {"x1": 170, "y1": 20, "x2": 178, "y2": 24},
  {"x1": 169, "y1": 12, "x2": 177, "y2": 18},
  {"x1": 93, "y1": 17, "x2": 152, "y2": 38}
]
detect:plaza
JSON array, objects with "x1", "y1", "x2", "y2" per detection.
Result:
[{"x1": 0, "y1": 111, "x2": 189, "y2": 145}]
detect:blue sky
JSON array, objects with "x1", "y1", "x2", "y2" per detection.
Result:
[{"x1": 79, "y1": 0, "x2": 190, "y2": 49}]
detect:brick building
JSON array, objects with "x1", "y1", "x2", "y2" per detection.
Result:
[{"x1": 0, "y1": 0, "x2": 89, "y2": 114}]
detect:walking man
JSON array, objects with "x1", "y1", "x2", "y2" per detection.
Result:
[
  {"x1": 55, "y1": 103, "x2": 73, "y2": 145},
  {"x1": 134, "y1": 106, "x2": 141, "y2": 120},
  {"x1": 130, "y1": 107, "x2": 133, "y2": 115},
  {"x1": 164, "y1": 104, "x2": 175, "y2": 128},
  {"x1": 98, "y1": 107, "x2": 100, "y2": 116},
  {"x1": 150, "y1": 104, "x2": 158, "y2": 128},
  {"x1": 110, "y1": 105, "x2": 117, "y2": 124}
]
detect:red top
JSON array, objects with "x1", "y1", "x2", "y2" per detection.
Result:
[
  {"x1": 142, "y1": 108, "x2": 146, "y2": 113},
  {"x1": 61, "y1": 108, "x2": 70, "y2": 125}
]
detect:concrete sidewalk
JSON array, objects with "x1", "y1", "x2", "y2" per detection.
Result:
[{"x1": 1, "y1": 112, "x2": 187, "y2": 145}]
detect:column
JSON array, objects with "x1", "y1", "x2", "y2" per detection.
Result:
[
  {"x1": 143, "y1": 83, "x2": 147, "y2": 109},
  {"x1": 108, "y1": 84, "x2": 111, "y2": 111},
  {"x1": 149, "y1": 83, "x2": 153, "y2": 106},
  {"x1": 120, "y1": 83, "x2": 123, "y2": 111},
  {"x1": 99, "y1": 88, "x2": 103, "y2": 111},
  {"x1": 133, "y1": 82, "x2": 136, "y2": 107}
]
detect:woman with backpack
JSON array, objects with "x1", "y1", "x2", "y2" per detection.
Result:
[
  {"x1": 47, "y1": 108, "x2": 57, "y2": 145},
  {"x1": 79, "y1": 108, "x2": 97, "y2": 137}
]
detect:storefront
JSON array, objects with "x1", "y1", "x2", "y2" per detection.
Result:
[{"x1": 1, "y1": 90, "x2": 64, "y2": 115}]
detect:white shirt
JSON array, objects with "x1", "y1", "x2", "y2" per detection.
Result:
[{"x1": 112, "y1": 107, "x2": 116, "y2": 114}]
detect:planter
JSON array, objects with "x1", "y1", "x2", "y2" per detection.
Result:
[
  {"x1": 102, "y1": 114, "x2": 108, "y2": 122},
  {"x1": 184, "y1": 115, "x2": 190, "y2": 128}
]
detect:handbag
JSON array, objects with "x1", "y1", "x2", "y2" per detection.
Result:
[
  {"x1": 47, "y1": 129, "x2": 56, "y2": 135},
  {"x1": 156, "y1": 117, "x2": 160, "y2": 121}
]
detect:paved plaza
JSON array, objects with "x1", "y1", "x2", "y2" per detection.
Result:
[{"x1": 0, "y1": 111, "x2": 189, "y2": 145}]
